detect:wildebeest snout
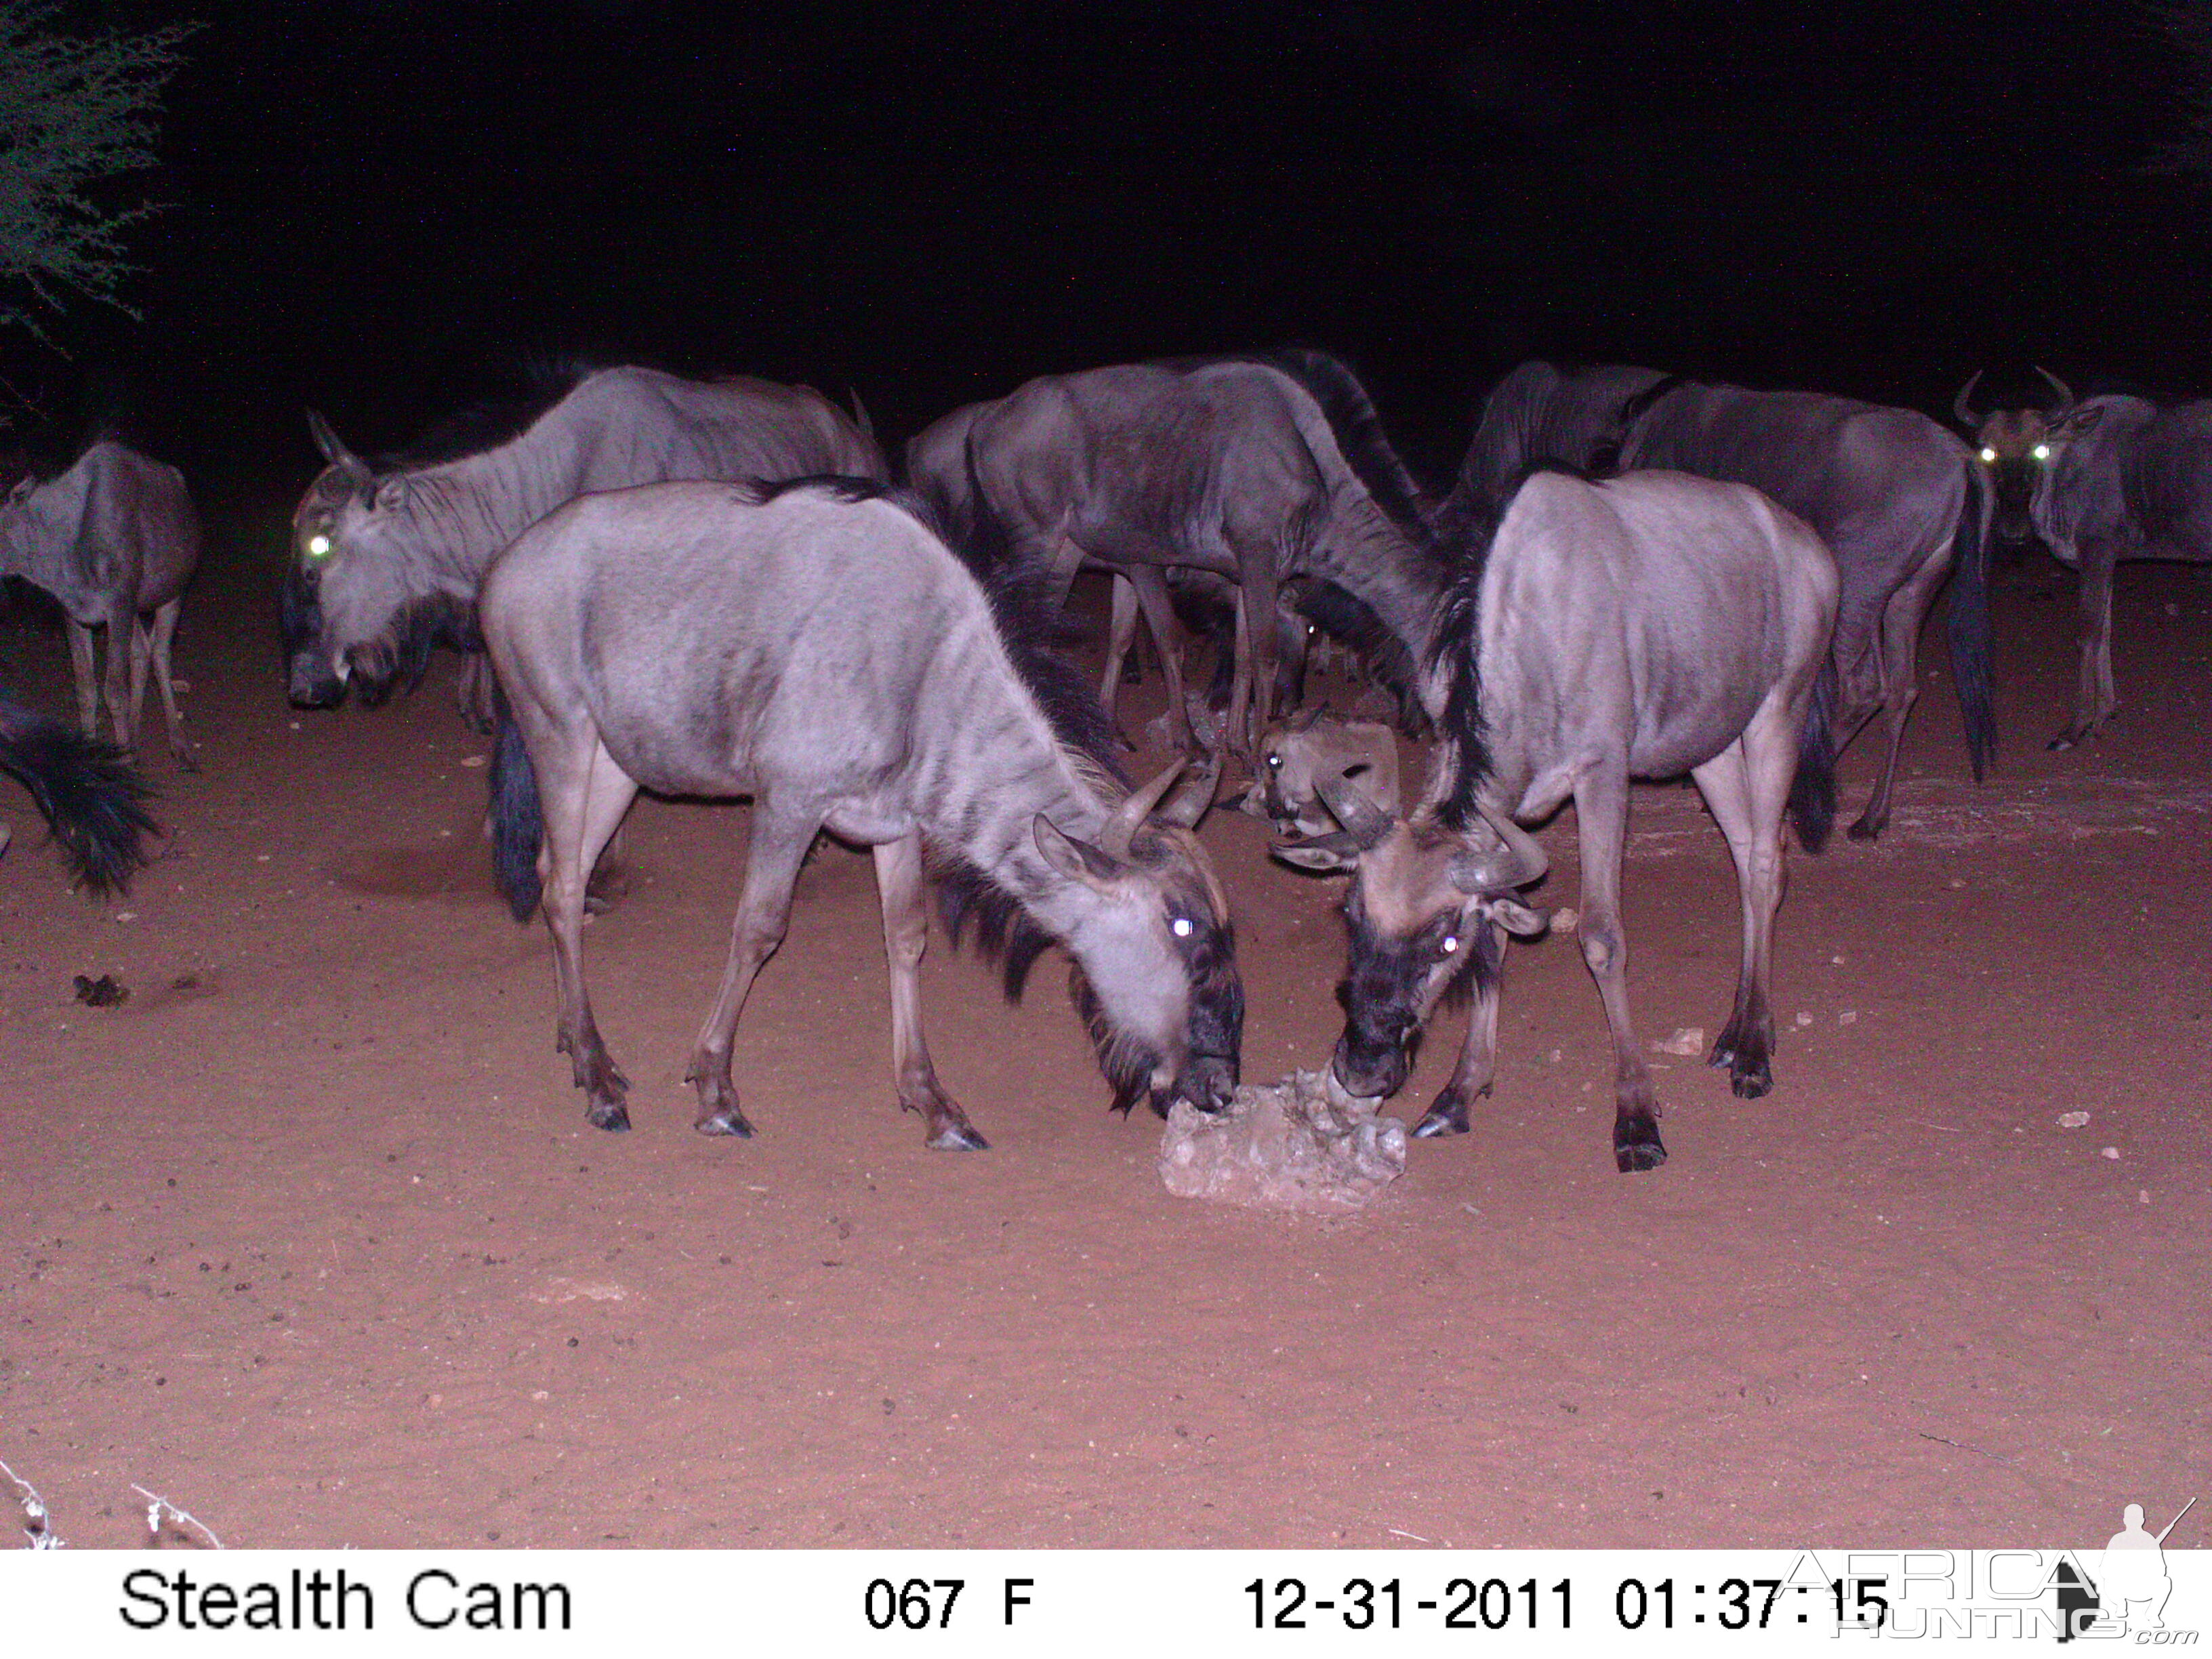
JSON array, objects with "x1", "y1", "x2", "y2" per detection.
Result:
[
  {"x1": 1331, "y1": 1025, "x2": 1409, "y2": 1100},
  {"x1": 287, "y1": 648, "x2": 345, "y2": 709}
]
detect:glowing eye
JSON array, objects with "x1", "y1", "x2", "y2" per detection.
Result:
[
  {"x1": 306, "y1": 534, "x2": 331, "y2": 558},
  {"x1": 1441, "y1": 935, "x2": 1460, "y2": 954},
  {"x1": 1171, "y1": 916, "x2": 1195, "y2": 939},
  {"x1": 1979, "y1": 448, "x2": 1996, "y2": 464},
  {"x1": 1265, "y1": 754, "x2": 1282, "y2": 770},
  {"x1": 2033, "y1": 444, "x2": 2050, "y2": 461}
]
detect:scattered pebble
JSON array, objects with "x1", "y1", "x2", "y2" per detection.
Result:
[
  {"x1": 459, "y1": 755, "x2": 488, "y2": 769},
  {"x1": 2057, "y1": 1111, "x2": 2091, "y2": 1129},
  {"x1": 2166, "y1": 602, "x2": 2181, "y2": 617},
  {"x1": 1948, "y1": 878, "x2": 1965, "y2": 888},
  {"x1": 1793, "y1": 1011, "x2": 1814, "y2": 1027},
  {"x1": 1550, "y1": 907, "x2": 1579, "y2": 933},
  {"x1": 1653, "y1": 1026, "x2": 1705, "y2": 1057},
  {"x1": 113, "y1": 912, "x2": 136, "y2": 923},
  {"x1": 2100, "y1": 1147, "x2": 2120, "y2": 1160},
  {"x1": 1548, "y1": 1048, "x2": 1563, "y2": 1063},
  {"x1": 1838, "y1": 1010, "x2": 1859, "y2": 1026},
  {"x1": 2139, "y1": 1189, "x2": 2151, "y2": 1204},
  {"x1": 1830, "y1": 954, "x2": 1847, "y2": 966}
]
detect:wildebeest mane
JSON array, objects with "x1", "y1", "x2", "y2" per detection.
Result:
[
  {"x1": 1428, "y1": 462, "x2": 1591, "y2": 829},
  {"x1": 347, "y1": 590, "x2": 480, "y2": 706},
  {"x1": 375, "y1": 360, "x2": 597, "y2": 470}
]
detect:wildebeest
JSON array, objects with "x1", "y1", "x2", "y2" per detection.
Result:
[
  {"x1": 0, "y1": 688, "x2": 155, "y2": 895},
  {"x1": 1231, "y1": 708, "x2": 1401, "y2": 840},
  {"x1": 906, "y1": 350, "x2": 1439, "y2": 754},
  {"x1": 1279, "y1": 469, "x2": 1839, "y2": 1173},
  {"x1": 285, "y1": 366, "x2": 886, "y2": 712},
  {"x1": 481, "y1": 476, "x2": 1242, "y2": 1147},
  {"x1": 1954, "y1": 369, "x2": 2070, "y2": 551},
  {"x1": 0, "y1": 441, "x2": 201, "y2": 769},
  {"x1": 2006, "y1": 380, "x2": 2212, "y2": 750},
  {"x1": 1457, "y1": 361, "x2": 1990, "y2": 840}
]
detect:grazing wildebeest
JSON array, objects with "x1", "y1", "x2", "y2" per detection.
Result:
[
  {"x1": 0, "y1": 441, "x2": 201, "y2": 769},
  {"x1": 481, "y1": 476, "x2": 1242, "y2": 1147},
  {"x1": 1954, "y1": 369, "x2": 2070, "y2": 551},
  {"x1": 906, "y1": 350, "x2": 1439, "y2": 754},
  {"x1": 2001, "y1": 378, "x2": 2212, "y2": 750},
  {"x1": 285, "y1": 366, "x2": 886, "y2": 712},
  {"x1": 1279, "y1": 469, "x2": 1839, "y2": 1173},
  {"x1": 1231, "y1": 708, "x2": 1401, "y2": 840},
  {"x1": 0, "y1": 688, "x2": 155, "y2": 895},
  {"x1": 1457, "y1": 361, "x2": 1991, "y2": 840}
]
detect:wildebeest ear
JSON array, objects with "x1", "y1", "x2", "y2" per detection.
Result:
[
  {"x1": 2062, "y1": 404, "x2": 2104, "y2": 436},
  {"x1": 4, "y1": 476, "x2": 32, "y2": 504},
  {"x1": 371, "y1": 476, "x2": 407, "y2": 512},
  {"x1": 1270, "y1": 832, "x2": 1360, "y2": 874},
  {"x1": 1035, "y1": 815, "x2": 1124, "y2": 885},
  {"x1": 1154, "y1": 748, "x2": 1221, "y2": 829},
  {"x1": 1487, "y1": 896, "x2": 1549, "y2": 937}
]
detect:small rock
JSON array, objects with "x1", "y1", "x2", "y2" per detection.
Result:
[
  {"x1": 459, "y1": 755, "x2": 488, "y2": 769},
  {"x1": 2165, "y1": 602, "x2": 2181, "y2": 617},
  {"x1": 2057, "y1": 1111, "x2": 2091, "y2": 1129},
  {"x1": 2100, "y1": 1146, "x2": 2120, "y2": 1160},
  {"x1": 2139, "y1": 1189, "x2": 2150, "y2": 1204},
  {"x1": 1793, "y1": 1011, "x2": 1814, "y2": 1027},
  {"x1": 1548, "y1": 1048, "x2": 1563, "y2": 1063},
  {"x1": 1550, "y1": 907, "x2": 1579, "y2": 933},
  {"x1": 1159, "y1": 1069, "x2": 1406, "y2": 1214},
  {"x1": 1653, "y1": 1026, "x2": 1705, "y2": 1057},
  {"x1": 1838, "y1": 1010, "x2": 1859, "y2": 1026},
  {"x1": 1830, "y1": 954, "x2": 1847, "y2": 965}
]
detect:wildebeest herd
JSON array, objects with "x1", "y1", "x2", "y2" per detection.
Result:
[{"x1": 1, "y1": 354, "x2": 2203, "y2": 1172}]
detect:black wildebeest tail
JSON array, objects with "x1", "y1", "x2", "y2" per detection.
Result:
[
  {"x1": 489, "y1": 693, "x2": 544, "y2": 922},
  {"x1": 1946, "y1": 457, "x2": 1996, "y2": 781},
  {"x1": 0, "y1": 695, "x2": 155, "y2": 895},
  {"x1": 1789, "y1": 661, "x2": 1839, "y2": 854}
]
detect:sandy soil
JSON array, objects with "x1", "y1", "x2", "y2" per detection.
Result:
[{"x1": 1, "y1": 542, "x2": 2205, "y2": 1551}]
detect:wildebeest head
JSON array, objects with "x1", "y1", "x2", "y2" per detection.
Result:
[
  {"x1": 285, "y1": 411, "x2": 469, "y2": 709},
  {"x1": 1956, "y1": 369, "x2": 2071, "y2": 546},
  {"x1": 1275, "y1": 779, "x2": 1547, "y2": 1100},
  {"x1": 1242, "y1": 708, "x2": 1401, "y2": 840},
  {"x1": 1036, "y1": 760, "x2": 1244, "y2": 1118}
]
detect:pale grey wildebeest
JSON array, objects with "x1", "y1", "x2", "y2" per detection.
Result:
[
  {"x1": 284, "y1": 366, "x2": 885, "y2": 714},
  {"x1": 0, "y1": 441, "x2": 201, "y2": 770},
  {"x1": 1456, "y1": 361, "x2": 1992, "y2": 840},
  {"x1": 481, "y1": 476, "x2": 1242, "y2": 1148},
  {"x1": 0, "y1": 687, "x2": 155, "y2": 895},
  {"x1": 1278, "y1": 468, "x2": 1839, "y2": 1173},
  {"x1": 1964, "y1": 373, "x2": 2212, "y2": 750},
  {"x1": 906, "y1": 350, "x2": 1439, "y2": 754}
]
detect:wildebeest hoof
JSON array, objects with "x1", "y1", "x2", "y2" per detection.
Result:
[
  {"x1": 1614, "y1": 1118, "x2": 1666, "y2": 1172},
  {"x1": 1730, "y1": 1067, "x2": 1773, "y2": 1100},
  {"x1": 1845, "y1": 817, "x2": 1883, "y2": 842},
  {"x1": 171, "y1": 747, "x2": 201, "y2": 775},
  {"x1": 926, "y1": 1122, "x2": 989, "y2": 1151},
  {"x1": 694, "y1": 1108, "x2": 755, "y2": 1139},
  {"x1": 586, "y1": 1099, "x2": 631, "y2": 1132},
  {"x1": 1412, "y1": 1094, "x2": 1471, "y2": 1139}
]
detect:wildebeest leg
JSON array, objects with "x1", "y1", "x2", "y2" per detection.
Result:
[
  {"x1": 66, "y1": 620, "x2": 98, "y2": 738},
  {"x1": 874, "y1": 832, "x2": 988, "y2": 1151},
  {"x1": 2051, "y1": 537, "x2": 2119, "y2": 750},
  {"x1": 1231, "y1": 552, "x2": 1282, "y2": 756},
  {"x1": 455, "y1": 651, "x2": 499, "y2": 736},
  {"x1": 684, "y1": 801, "x2": 819, "y2": 1139},
  {"x1": 1099, "y1": 574, "x2": 1140, "y2": 731},
  {"x1": 1126, "y1": 565, "x2": 1195, "y2": 754},
  {"x1": 1692, "y1": 737, "x2": 1786, "y2": 1099},
  {"x1": 1574, "y1": 765, "x2": 1665, "y2": 1171},
  {"x1": 1414, "y1": 922, "x2": 1508, "y2": 1138},
  {"x1": 537, "y1": 734, "x2": 640, "y2": 1130},
  {"x1": 142, "y1": 598, "x2": 194, "y2": 771},
  {"x1": 1847, "y1": 555, "x2": 1949, "y2": 840},
  {"x1": 98, "y1": 599, "x2": 135, "y2": 753}
]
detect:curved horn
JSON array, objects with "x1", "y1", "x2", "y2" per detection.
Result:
[
  {"x1": 2035, "y1": 366, "x2": 2076, "y2": 419},
  {"x1": 1953, "y1": 370, "x2": 1985, "y2": 429},
  {"x1": 1099, "y1": 760, "x2": 1185, "y2": 859},
  {"x1": 1315, "y1": 776, "x2": 1395, "y2": 852},
  {"x1": 306, "y1": 409, "x2": 367, "y2": 475},
  {"x1": 1447, "y1": 800, "x2": 1549, "y2": 895}
]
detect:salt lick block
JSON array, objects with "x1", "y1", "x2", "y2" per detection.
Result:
[{"x1": 1158, "y1": 1068, "x2": 1408, "y2": 1214}]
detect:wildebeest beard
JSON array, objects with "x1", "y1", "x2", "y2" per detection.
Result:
[
  {"x1": 293, "y1": 586, "x2": 480, "y2": 708},
  {"x1": 1334, "y1": 911, "x2": 1498, "y2": 1092}
]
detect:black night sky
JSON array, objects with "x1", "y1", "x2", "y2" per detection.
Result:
[{"x1": 20, "y1": 0, "x2": 2212, "y2": 499}]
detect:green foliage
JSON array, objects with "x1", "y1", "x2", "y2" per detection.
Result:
[{"x1": 0, "y1": 2, "x2": 190, "y2": 334}]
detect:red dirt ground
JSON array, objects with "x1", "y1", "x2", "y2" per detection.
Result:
[{"x1": 1, "y1": 544, "x2": 2205, "y2": 1551}]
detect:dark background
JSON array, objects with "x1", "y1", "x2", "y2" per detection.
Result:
[{"x1": 16, "y1": 0, "x2": 2212, "y2": 497}]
